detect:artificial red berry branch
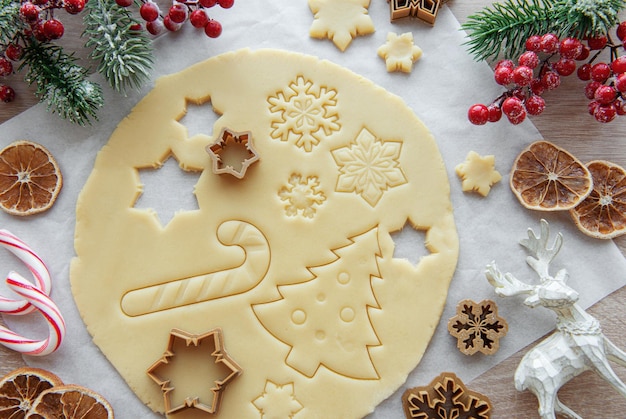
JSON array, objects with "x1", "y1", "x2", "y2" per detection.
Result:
[{"x1": 468, "y1": 23, "x2": 626, "y2": 126}]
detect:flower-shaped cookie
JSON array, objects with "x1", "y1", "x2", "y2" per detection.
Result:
[
  {"x1": 377, "y1": 32, "x2": 423, "y2": 73},
  {"x1": 455, "y1": 151, "x2": 502, "y2": 196},
  {"x1": 447, "y1": 299, "x2": 508, "y2": 355}
]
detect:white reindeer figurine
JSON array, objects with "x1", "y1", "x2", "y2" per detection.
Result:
[{"x1": 485, "y1": 219, "x2": 626, "y2": 419}]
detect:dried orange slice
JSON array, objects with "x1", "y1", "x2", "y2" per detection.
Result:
[
  {"x1": 570, "y1": 160, "x2": 626, "y2": 239},
  {"x1": 0, "y1": 367, "x2": 63, "y2": 418},
  {"x1": 510, "y1": 141, "x2": 592, "y2": 211},
  {"x1": 26, "y1": 385, "x2": 114, "y2": 419},
  {"x1": 0, "y1": 140, "x2": 63, "y2": 216}
]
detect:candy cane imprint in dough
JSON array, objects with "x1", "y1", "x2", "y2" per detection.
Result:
[{"x1": 121, "y1": 220, "x2": 270, "y2": 317}]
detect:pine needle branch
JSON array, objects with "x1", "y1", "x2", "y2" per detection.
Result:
[
  {"x1": 83, "y1": 0, "x2": 153, "y2": 94},
  {"x1": 20, "y1": 40, "x2": 104, "y2": 125},
  {"x1": 0, "y1": 0, "x2": 22, "y2": 45}
]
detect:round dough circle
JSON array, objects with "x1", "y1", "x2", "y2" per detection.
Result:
[{"x1": 71, "y1": 48, "x2": 458, "y2": 418}]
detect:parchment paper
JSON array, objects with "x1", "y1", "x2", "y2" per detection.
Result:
[{"x1": 1, "y1": 1, "x2": 625, "y2": 418}]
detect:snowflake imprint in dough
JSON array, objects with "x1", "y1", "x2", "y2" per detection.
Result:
[
  {"x1": 308, "y1": 0, "x2": 375, "y2": 51},
  {"x1": 279, "y1": 173, "x2": 326, "y2": 218},
  {"x1": 252, "y1": 381, "x2": 303, "y2": 418},
  {"x1": 332, "y1": 127, "x2": 407, "y2": 206},
  {"x1": 455, "y1": 151, "x2": 502, "y2": 197},
  {"x1": 268, "y1": 76, "x2": 340, "y2": 152}
]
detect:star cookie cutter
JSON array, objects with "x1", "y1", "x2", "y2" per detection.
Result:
[
  {"x1": 206, "y1": 128, "x2": 260, "y2": 179},
  {"x1": 147, "y1": 328, "x2": 242, "y2": 415},
  {"x1": 387, "y1": 0, "x2": 441, "y2": 25}
]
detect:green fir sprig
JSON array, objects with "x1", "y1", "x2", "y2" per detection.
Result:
[
  {"x1": 83, "y1": 0, "x2": 153, "y2": 94},
  {"x1": 20, "y1": 41, "x2": 104, "y2": 125},
  {"x1": 462, "y1": 0, "x2": 626, "y2": 61},
  {"x1": 0, "y1": 0, "x2": 22, "y2": 45}
]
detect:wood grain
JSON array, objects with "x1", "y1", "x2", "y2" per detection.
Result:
[{"x1": 0, "y1": 3, "x2": 625, "y2": 418}]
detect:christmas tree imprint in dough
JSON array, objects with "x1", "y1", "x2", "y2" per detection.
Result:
[
  {"x1": 254, "y1": 227, "x2": 382, "y2": 380},
  {"x1": 268, "y1": 75, "x2": 340, "y2": 152},
  {"x1": 71, "y1": 49, "x2": 458, "y2": 419}
]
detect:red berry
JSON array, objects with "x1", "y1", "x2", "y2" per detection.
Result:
[
  {"x1": 116, "y1": 0, "x2": 132, "y2": 6},
  {"x1": 584, "y1": 81, "x2": 602, "y2": 99},
  {"x1": 32, "y1": 24, "x2": 48, "y2": 42},
  {"x1": 512, "y1": 65, "x2": 533, "y2": 86},
  {"x1": 577, "y1": 63, "x2": 591, "y2": 80},
  {"x1": 587, "y1": 35, "x2": 608, "y2": 50},
  {"x1": 43, "y1": 19, "x2": 64, "y2": 40},
  {"x1": 494, "y1": 66, "x2": 513, "y2": 85},
  {"x1": 146, "y1": 19, "x2": 163, "y2": 35},
  {"x1": 616, "y1": 100, "x2": 626, "y2": 116},
  {"x1": 495, "y1": 59, "x2": 515, "y2": 70},
  {"x1": 530, "y1": 78, "x2": 545, "y2": 95},
  {"x1": 130, "y1": 23, "x2": 142, "y2": 31},
  {"x1": 576, "y1": 46, "x2": 590, "y2": 61},
  {"x1": 611, "y1": 56, "x2": 626, "y2": 75},
  {"x1": 4, "y1": 44, "x2": 22, "y2": 61},
  {"x1": 468, "y1": 104, "x2": 489, "y2": 125},
  {"x1": 525, "y1": 35, "x2": 542, "y2": 52},
  {"x1": 591, "y1": 62, "x2": 611, "y2": 83},
  {"x1": 198, "y1": 0, "x2": 217, "y2": 6},
  {"x1": 189, "y1": 9, "x2": 208, "y2": 28},
  {"x1": 204, "y1": 19, "x2": 222, "y2": 38},
  {"x1": 218, "y1": 0, "x2": 234, "y2": 7},
  {"x1": 0, "y1": 85, "x2": 15, "y2": 103},
  {"x1": 64, "y1": 0, "x2": 85, "y2": 14},
  {"x1": 558, "y1": 38, "x2": 583, "y2": 59},
  {"x1": 19, "y1": 3, "x2": 40, "y2": 22},
  {"x1": 487, "y1": 104, "x2": 502, "y2": 122},
  {"x1": 0, "y1": 58, "x2": 13, "y2": 76},
  {"x1": 502, "y1": 96, "x2": 524, "y2": 118},
  {"x1": 615, "y1": 73, "x2": 626, "y2": 93},
  {"x1": 518, "y1": 51, "x2": 539, "y2": 69},
  {"x1": 617, "y1": 21, "x2": 626, "y2": 41},
  {"x1": 525, "y1": 95, "x2": 545, "y2": 115},
  {"x1": 163, "y1": 15, "x2": 182, "y2": 31},
  {"x1": 594, "y1": 103, "x2": 617, "y2": 122},
  {"x1": 553, "y1": 58, "x2": 576, "y2": 76},
  {"x1": 540, "y1": 33, "x2": 559, "y2": 53},
  {"x1": 588, "y1": 100, "x2": 600, "y2": 116},
  {"x1": 594, "y1": 85, "x2": 617, "y2": 104},
  {"x1": 541, "y1": 71, "x2": 561, "y2": 90},
  {"x1": 507, "y1": 108, "x2": 527, "y2": 124},
  {"x1": 168, "y1": 3, "x2": 187, "y2": 23},
  {"x1": 140, "y1": 2, "x2": 160, "y2": 22}
]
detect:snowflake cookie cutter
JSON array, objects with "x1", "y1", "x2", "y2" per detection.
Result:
[
  {"x1": 486, "y1": 219, "x2": 626, "y2": 419},
  {"x1": 147, "y1": 328, "x2": 242, "y2": 415},
  {"x1": 387, "y1": 0, "x2": 442, "y2": 25},
  {"x1": 206, "y1": 127, "x2": 260, "y2": 179},
  {"x1": 447, "y1": 299, "x2": 508, "y2": 355},
  {"x1": 402, "y1": 372, "x2": 492, "y2": 419}
]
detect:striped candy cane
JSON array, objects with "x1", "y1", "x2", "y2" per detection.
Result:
[
  {"x1": 0, "y1": 229, "x2": 51, "y2": 315},
  {"x1": 0, "y1": 230, "x2": 65, "y2": 356}
]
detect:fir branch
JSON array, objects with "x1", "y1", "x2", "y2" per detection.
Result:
[
  {"x1": 461, "y1": 0, "x2": 565, "y2": 61},
  {"x1": 83, "y1": 0, "x2": 153, "y2": 93},
  {"x1": 0, "y1": 0, "x2": 22, "y2": 45},
  {"x1": 554, "y1": 0, "x2": 626, "y2": 37},
  {"x1": 20, "y1": 41, "x2": 103, "y2": 125}
]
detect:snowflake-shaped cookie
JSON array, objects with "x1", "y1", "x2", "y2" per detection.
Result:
[
  {"x1": 332, "y1": 127, "x2": 407, "y2": 206},
  {"x1": 278, "y1": 173, "x2": 326, "y2": 218},
  {"x1": 402, "y1": 372, "x2": 492, "y2": 419},
  {"x1": 447, "y1": 299, "x2": 508, "y2": 355},
  {"x1": 377, "y1": 32, "x2": 423, "y2": 73},
  {"x1": 308, "y1": 0, "x2": 375, "y2": 51},
  {"x1": 252, "y1": 381, "x2": 303, "y2": 418},
  {"x1": 455, "y1": 151, "x2": 502, "y2": 196}
]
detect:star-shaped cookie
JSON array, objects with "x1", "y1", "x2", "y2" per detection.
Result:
[
  {"x1": 455, "y1": 151, "x2": 502, "y2": 196},
  {"x1": 377, "y1": 32, "x2": 423, "y2": 73},
  {"x1": 308, "y1": 0, "x2": 375, "y2": 51}
]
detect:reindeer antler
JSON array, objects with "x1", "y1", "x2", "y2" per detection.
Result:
[
  {"x1": 520, "y1": 219, "x2": 563, "y2": 281},
  {"x1": 485, "y1": 262, "x2": 535, "y2": 297}
]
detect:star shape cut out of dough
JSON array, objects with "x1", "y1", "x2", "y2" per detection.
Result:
[
  {"x1": 147, "y1": 328, "x2": 242, "y2": 415},
  {"x1": 377, "y1": 32, "x2": 423, "y2": 73},
  {"x1": 455, "y1": 151, "x2": 502, "y2": 197},
  {"x1": 387, "y1": 0, "x2": 442, "y2": 25},
  {"x1": 308, "y1": 0, "x2": 375, "y2": 51},
  {"x1": 206, "y1": 127, "x2": 260, "y2": 179}
]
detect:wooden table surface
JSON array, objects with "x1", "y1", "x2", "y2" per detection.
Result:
[{"x1": 0, "y1": 2, "x2": 625, "y2": 418}]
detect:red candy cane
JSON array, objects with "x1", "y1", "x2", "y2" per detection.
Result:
[{"x1": 0, "y1": 230, "x2": 65, "y2": 356}]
